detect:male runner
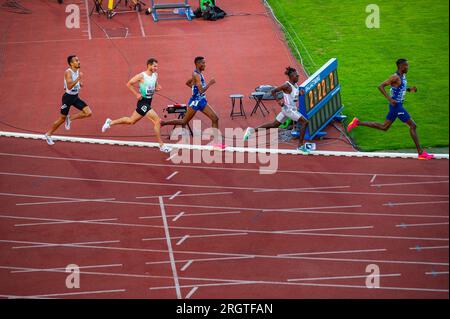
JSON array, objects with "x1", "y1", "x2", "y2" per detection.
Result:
[
  {"x1": 347, "y1": 59, "x2": 434, "y2": 160},
  {"x1": 243, "y1": 67, "x2": 310, "y2": 153},
  {"x1": 44, "y1": 55, "x2": 92, "y2": 145},
  {"x1": 101, "y1": 58, "x2": 171, "y2": 153},
  {"x1": 160, "y1": 56, "x2": 222, "y2": 146}
]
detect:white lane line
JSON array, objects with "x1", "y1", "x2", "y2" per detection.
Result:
[
  {"x1": 143, "y1": 232, "x2": 248, "y2": 242},
  {"x1": 425, "y1": 271, "x2": 449, "y2": 276},
  {"x1": 279, "y1": 226, "x2": 374, "y2": 234},
  {"x1": 11, "y1": 263, "x2": 122, "y2": 274},
  {"x1": 176, "y1": 235, "x2": 189, "y2": 246},
  {"x1": 146, "y1": 256, "x2": 254, "y2": 266},
  {"x1": 278, "y1": 248, "x2": 386, "y2": 257},
  {"x1": 1, "y1": 151, "x2": 448, "y2": 178},
  {"x1": 166, "y1": 153, "x2": 178, "y2": 161},
  {"x1": 15, "y1": 218, "x2": 118, "y2": 227},
  {"x1": 1, "y1": 239, "x2": 447, "y2": 266},
  {"x1": 373, "y1": 180, "x2": 449, "y2": 188},
  {"x1": 370, "y1": 175, "x2": 377, "y2": 183},
  {"x1": 9, "y1": 289, "x2": 126, "y2": 299},
  {"x1": 159, "y1": 197, "x2": 182, "y2": 299},
  {"x1": 396, "y1": 222, "x2": 449, "y2": 228},
  {"x1": 12, "y1": 240, "x2": 120, "y2": 250},
  {"x1": 0, "y1": 192, "x2": 116, "y2": 204},
  {"x1": 16, "y1": 197, "x2": 116, "y2": 206},
  {"x1": 166, "y1": 172, "x2": 179, "y2": 180},
  {"x1": 83, "y1": 0, "x2": 92, "y2": 40},
  {"x1": 254, "y1": 185, "x2": 350, "y2": 193},
  {"x1": 169, "y1": 191, "x2": 182, "y2": 200},
  {"x1": 137, "y1": 11, "x2": 146, "y2": 37},
  {"x1": 1, "y1": 172, "x2": 447, "y2": 199},
  {"x1": 384, "y1": 200, "x2": 449, "y2": 207},
  {"x1": 181, "y1": 260, "x2": 194, "y2": 272},
  {"x1": 1, "y1": 214, "x2": 447, "y2": 242},
  {"x1": 137, "y1": 191, "x2": 233, "y2": 200},
  {"x1": 172, "y1": 212, "x2": 185, "y2": 222},
  {"x1": 288, "y1": 273, "x2": 401, "y2": 282},
  {"x1": 410, "y1": 245, "x2": 449, "y2": 251},
  {"x1": 266, "y1": 204, "x2": 363, "y2": 212},
  {"x1": 185, "y1": 287, "x2": 198, "y2": 299}
]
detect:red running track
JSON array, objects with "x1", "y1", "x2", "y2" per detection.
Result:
[{"x1": 0, "y1": 137, "x2": 448, "y2": 299}]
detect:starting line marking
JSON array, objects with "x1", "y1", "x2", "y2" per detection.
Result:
[{"x1": 1, "y1": 131, "x2": 448, "y2": 160}]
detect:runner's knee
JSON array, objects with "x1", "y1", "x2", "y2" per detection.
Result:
[{"x1": 84, "y1": 109, "x2": 92, "y2": 117}]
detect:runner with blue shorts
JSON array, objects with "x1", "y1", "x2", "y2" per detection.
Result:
[
  {"x1": 347, "y1": 59, "x2": 434, "y2": 160},
  {"x1": 161, "y1": 56, "x2": 222, "y2": 146}
]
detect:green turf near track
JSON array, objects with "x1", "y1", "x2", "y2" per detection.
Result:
[{"x1": 266, "y1": 0, "x2": 449, "y2": 151}]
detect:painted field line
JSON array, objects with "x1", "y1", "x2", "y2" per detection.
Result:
[
  {"x1": 176, "y1": 235, "x2": 189, "y2": 246},
  {"x1": 185, "y1": 287, "x2": 198, "y2": 299},
  {"x1": 372, "y1": 180, "x2": 449, "y2": 187},
  {"x1": 288, "y1": 273, "x2": 401, "y2": 282},
  {"x1": 181, "y1": 260, "x2": 194, "y2": 271},
  {"x1": 264, "y1": 205, "x2": 363, "y2": 212},
  {"x1": 159, "y1": 197, "x2": 182, "y2": 299},
  {"x1": 254, "y1": 185, "x2": 350, "y2": 193},
  {"x1": 15, "y1": 218, "x2": 118, "y2": 227},
  {"x1": 12, "y1": 240, "x2": 120, "y2": 250},
  {"x1": 172, "y1": 212, "x2": 185, "y2": 222},
  {"x1": 396, "y1": 222, "x2": 449, "y2": 228},
  {"x1": 425, "y1": 271, "x2": 449, "y2": 276},
  {"x1": 142, "y1": 232, "x2": 248, "y2": 242},
  {"x1": 1, "y1": 151, "x2": 448, "y2": 178},
  {"x1": 169, "y1": 191, "x2": 182, "y2": 200},
  {"x1": 137, "y1": 191, "x2": 233, "y2": 200},
  {"x1": 1, "y1": 131, "x2": 448, "y2": 159},
  {"x1": 383, "y1": 200, "x2": 449, "y2": 207},
  {"x1": 370, "y1": 175, "x2": 377, "y2": 183},
  {"x1": 278, "y1": 226, "x2": 374, "y2": 234},
  {"x1": 83, "y1": 0, "x2": 92, "y2": 40},
  {"x1": 166, "y1": 172, "x2": 178, "y2": 180},
  {"x1": 137, "y1": 11, "x2": 146, "y2": 37},
  {"x1": 1, "y1": 239, "x2": 447, "y2": 267},
  {"x1": 16, "y1": 197, "x2": 116, "y2": 206},
  {"x1": 146, "y1": 256, "x2": 255, "y2": 266},
  {"x1": 11, "y1": 263, "x2": 122, "y2": 274},
  {"x1": 410, "y1": 245, "x2": 449, "y2": 251},
  {"x1": 278, "y1": 248, "x2": 386, "y2": 257},
  {"x1": 2, "y1": 173, "x2": 446, "y2": 200},
  {"x1": 9, "y1": 289, "x2": 126, "y2": 299},
  {"x1": 0, "y1": 192, "x2": 116, "y2": 204}
]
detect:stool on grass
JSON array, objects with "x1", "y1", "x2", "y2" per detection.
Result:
[{"x1": 229, "y1": 94, "x2": 246, "y2": 119}]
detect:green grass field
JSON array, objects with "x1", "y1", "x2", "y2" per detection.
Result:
[{"x1": 266, "y1": 0, "x2": 449, "y2": 151}]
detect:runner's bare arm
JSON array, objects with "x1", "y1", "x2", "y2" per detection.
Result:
[
  {"x1": 378, "y1": 75, "x2": 398, "y2": 105},
  {"x1": 271, "y1": 83, "x2": 290, "y2": 106},
  {"x1": 65, "y1": 70, "x2": 81, "y2": 90},
  {"x1": 193, "y1": 72, "x2": 215, "y2": 94},
  {"x1": 186, "y1": 78, "x2": 194, "y2": 88},
  {"x1": 127, "y1": 73, "x2": 144, "y2": 99}
]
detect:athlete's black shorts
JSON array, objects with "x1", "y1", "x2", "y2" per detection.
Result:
[
  {"x1": 136, "y1": 97, "x2": 153, "y2": 116},
  {"x1": 61, "y1": 93, "x2": 88, "y2": 116}
]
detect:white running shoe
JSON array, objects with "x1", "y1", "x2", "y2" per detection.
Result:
[
  {"x1": 243, "y1": 127, "x2": 254, "y2": 141},
  {"x1": 44, "y1": 134, "x2": 55, "y2": 145},
  {"x1": 102, "y1": 118, "x2": 112, "y2": 133},
  {"x1": 159, "y1": 145, "x2": 172, "y2": 153},
  {"x1": 65, "y1": 116, "x2": 71, "y2": 130}
]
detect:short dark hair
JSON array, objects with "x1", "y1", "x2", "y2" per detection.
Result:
[
  {"x1": 147, "y1": 58, "x2": 158, "y2": 66},
  {"x1": 396, "y1": 59, "x2": 408, "y2": 67},
  {"x1": 285, "y1": 66, "x2": 297, "y2": 77},
  {"x1": 194, "y1": 56, "x2": 205, "y2": 65},
  {"x1": 67, "y1": 55, "x2": 77, "y2": 66}
]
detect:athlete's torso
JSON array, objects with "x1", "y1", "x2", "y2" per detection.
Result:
[
  {"x1": 139, "y1": 72, "x2": 157, "y2": 99},
  {"x1": 64, "y1": 68, "x2": 81, "y2": 95},
  {"x1": 390, "y1": 72, "x2": 407, "y2": 103},
  {"x1": 191, "y1": 70, "x2": 206, "y2": 100},
  {"x1": 283, "y1": 81, "x2": 300, "y2": 109}
]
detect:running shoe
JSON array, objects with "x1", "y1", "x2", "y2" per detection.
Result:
[
  {"x1": 65, "y1": 116, "x2": 71, "y2": 130},
  {"x1": 298, "y1": 144, "x2": 311, "y2": 154},
  {"x1": 102, "y1": 118, "x2": 112, "y2": 133},
  {"x1": 243, "y1": 127, "x2": 254, "y2": 141},
  {"x1": 44, "y1": 134, "x2": 55, "y2": 145},
  {"x1": 418, "y1": 151, "x2": 435, "y2": 160},
  {"x1": 160, "y1": 145, "x2": 172, "y2": 153},
  {"x1": 347, "y1": 117, "x2": 359, "y2": 132}
]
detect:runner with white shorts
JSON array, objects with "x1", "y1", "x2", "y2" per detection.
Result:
[{"x1": 243, "y1": 67, "x2": 310, "y2": 153}]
